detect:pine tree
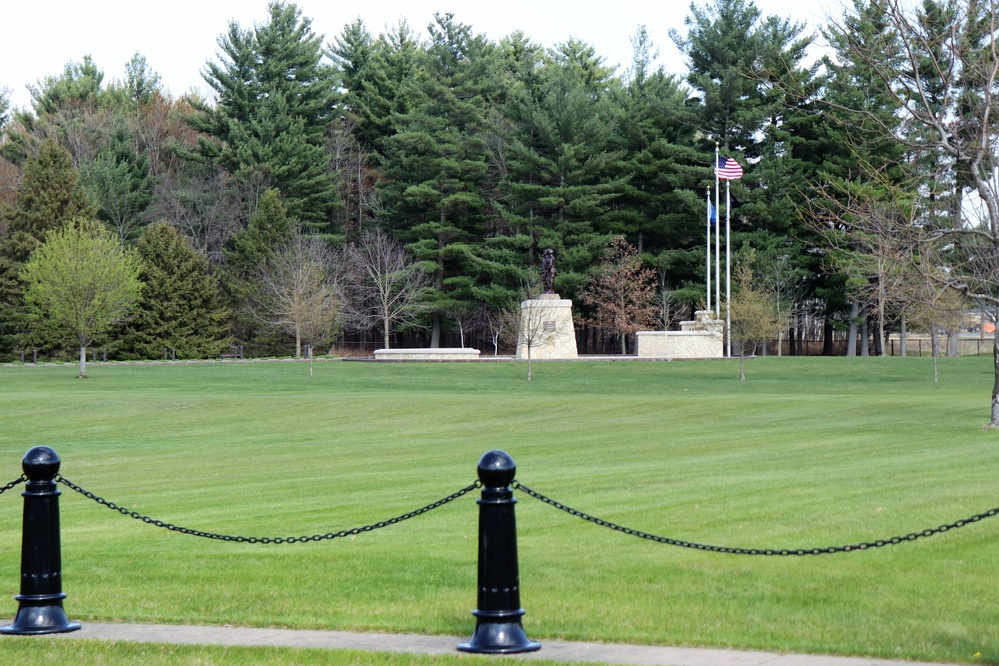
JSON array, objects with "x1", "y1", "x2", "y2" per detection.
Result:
[
  {"x1": 814, "y1": 0, "x2": 908, "y2": 353},
  {"x1": 0, "y1": 88, "x2": 10, "y2": 133},
  {"x1": 378, "y1": 13, "x2": 497, "y2": 345},
  {"x1": 28, "y1": 55, "x2": 106, "y2": 116},
  {"x1": 117, "y1": 221, "x2": 231, "y2": 360},
  {"x1": 495, "y1": 38, "x2": 625, "y2": 301},
  {"x1": 188, "y1": 2, "x2": 340, "y2": 231},
  {"x1": 672, "y1": 0, "x2": 772, "y2": 155},
  {"x1": 608, "y1": 26, "x2": 703, "y2": 304}
]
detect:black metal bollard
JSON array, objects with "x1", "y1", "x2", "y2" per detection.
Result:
[
  {"x1": 458, "y1": 450, "x2": 540, "y2": 654},
  {"x1": 1, "y1": 446, "x2": 80, "y2": 635}
]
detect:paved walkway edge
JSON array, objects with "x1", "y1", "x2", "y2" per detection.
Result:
[{"x1": 7, "y1": 622, "x2": 959, "y2": 666}]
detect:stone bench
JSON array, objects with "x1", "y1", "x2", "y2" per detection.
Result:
[{"x1": 373, "y1": 348, "x2": 481, "y2": 361}]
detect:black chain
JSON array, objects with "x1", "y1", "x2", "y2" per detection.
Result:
[
  {"x1": 513, "y1": 481, "x2": 999, "y2": 556},
  {"x1": 56, "y1": 475, "x2": 480, "y2": 544},
  {"x1": 0, "y1": 475, "x2": 26, "y2": 496}
]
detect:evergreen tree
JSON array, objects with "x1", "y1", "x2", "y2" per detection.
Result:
[
  {"x1": 0, "y1": 139, "x2": 96, "y2": 358},
  {"x1": 189, "y1": 2, "x2": 340, "y2": 231},
  {"x1": 331, "y1": 19, "x2": 423, "y2": 153},
  {"x1": 673, "y1": 0, "x2": 833, "y2": 350},
  {"x1": 672, "y1": 0, "x2": 772, "y2": 155},
  {"x1": 28, "y1": 55, "x2": 106, "y2": 116},
  {"x1": 814, "y1": 0, "x2": 908, "y2": 352},
  {"x1": 117, "y1": 221, "x2": 231, "y2": 360},
  {"x1": 78, "y1": 125, "x2": 154, "y2": 241},
  {"x1": 378, "y1": 13, "x2": 497, "y2": 345},
  {"x1": 122, "y1": 52, "x2": 162, "y2": 107},
  {"x1": 609, "y1": 26, "x2": 704, "y2": 305},
  {"x1": 495, "y1": 38, "x2": 624, "y2": 301},
  {"x1": 221, "y1": 188, "x2": 297, "y2": 354},
  {"x1": 0, "y1": 88, "x2": 10, "y2": 133}
]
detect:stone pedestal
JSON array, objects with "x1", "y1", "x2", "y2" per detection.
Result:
[{"x1": 516, "y1": 295, "x2": 578, "y2": 360}]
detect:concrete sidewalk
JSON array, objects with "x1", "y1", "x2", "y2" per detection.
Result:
[{"x1": 28, "y1": 622, "x2": 960, "y2": 666}]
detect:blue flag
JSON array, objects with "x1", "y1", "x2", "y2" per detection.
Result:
[{"x1": 707, "y1": 199, "x2": 716, "y2": 225}]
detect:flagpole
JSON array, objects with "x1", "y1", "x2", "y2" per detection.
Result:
[
  {"x1": 706, "y1": 188, "x2": 712, "y2": 312},
  {"x1": 726, "y1": 179, "x2": 732, "y2": 359},
  {"x1": 714, "y1": 143, "x2": 720, "y2": 319}
]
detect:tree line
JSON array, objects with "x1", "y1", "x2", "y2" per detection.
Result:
[{"x1": 0, "y1": 0, "x2": 995, "y2": 368}]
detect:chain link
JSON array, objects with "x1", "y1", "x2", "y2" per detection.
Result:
[
  {"x1": 56, "y1": 475, "x2": 480, "y2": 544},
  {"x1": 0, "y1": 475, "x2": 26, "y2": 496},
  {"x1": 513, "y1": 481, "x2": 999, "y2": 556}
]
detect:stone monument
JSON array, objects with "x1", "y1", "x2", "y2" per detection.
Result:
[
  {"x1": 516, "y1": 249, "x2": 578, "y2": 360},
  {"x1": 635, "y1": 310, "x2": 723, "y2": 358}
]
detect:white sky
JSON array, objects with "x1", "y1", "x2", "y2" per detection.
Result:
[{"x1": 1, "y1": 0, "x2": 837, "y2": 110}]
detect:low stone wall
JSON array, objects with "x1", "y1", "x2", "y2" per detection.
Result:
[
  {"x1": 374, "y1": 348, "x2": 481, "y2": 361},
  {"x1": 635, "y1": 331, "x2": 722, "y2": 359},
  {"x1": 636, "y1": 310, "x2": 723, "y2": 359}
]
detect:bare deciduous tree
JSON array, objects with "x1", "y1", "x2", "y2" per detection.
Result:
[
  {"x1": 821, "y1": 0, "x2": 999, "y2": 424},
  {"x1": 753, "y1": 244, "x2": 806, "y2": 356},
  {"x1": 652, "y1": 270, "x2": 684, "y2": 332},
  {"x1": 345, "y1": 229, "x2": 431, "y2": 349},
  {"x1": 513, "y1": 296, "x2": 559, "y2": 381},
  {"x1": 474, "y1": 303, "x2": 512, "y2": 355},
  {"x1": 806, "y1": 185, "x2": 922, "y2": 357},
  {"x1": 0, "y1": 156, "x2": 19, "y2": 209},
  {"x1": 252, "y1": 232, "x2": 345, "y2": 358},
  {"x1": 147, "y1": 167, "x2": 243, "y2": 265},
  {"x1": 326, "y1": 117, "x2": 381, "y2": 238}
]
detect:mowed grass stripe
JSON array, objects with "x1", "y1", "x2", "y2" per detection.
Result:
[{"x1": 0, "y1": 357, "x2": 997, "y2": 662}]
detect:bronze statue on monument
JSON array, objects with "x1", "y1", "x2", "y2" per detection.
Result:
[{"x1": 541, "y1": 248, "x2": 556, "y2": 294}]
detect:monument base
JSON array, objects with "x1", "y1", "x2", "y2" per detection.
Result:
[
  {"x1": 636, "y1": 310, "x2": 723, "y2": 359},
  {"x1": 516, "y1": 296, "x2": 578, "y2": 360}
]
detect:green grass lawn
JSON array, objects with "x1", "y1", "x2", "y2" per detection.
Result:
[{"x1": 0, "y1": 356, "x2": 998, "y2": 664}]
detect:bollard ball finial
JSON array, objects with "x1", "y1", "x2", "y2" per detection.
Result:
[
  {"x1": 477, "y1": 450, "x2": 516, "y2": 488},
  {"x1": 22, "y1": 446, "x2": 60, "y2": 481}
]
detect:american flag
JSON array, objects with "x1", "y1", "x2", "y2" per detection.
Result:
[{"x1": 716, "y1": 157, "x2": 743, "y2": 180}]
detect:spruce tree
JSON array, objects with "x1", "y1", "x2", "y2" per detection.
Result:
[
  {"x1": 117, "y1": 221, "x2": 231, "y2": 360},
  {"x1": 78, "y1": 125, "x2": 154, "y2": 241}
]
